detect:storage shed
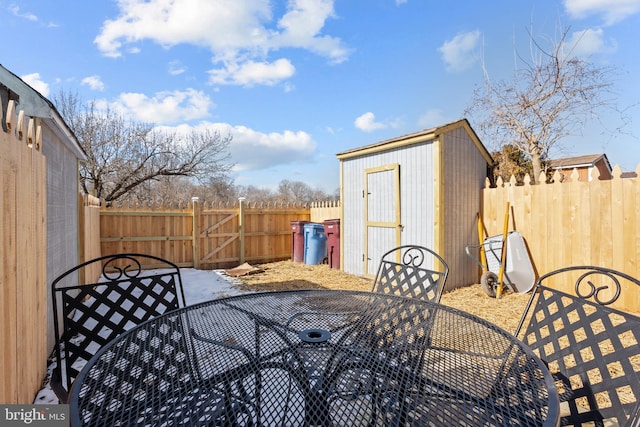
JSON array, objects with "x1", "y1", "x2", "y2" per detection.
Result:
[{"x1": 336, "y1": 119, "x2": 493, "y2": 292}]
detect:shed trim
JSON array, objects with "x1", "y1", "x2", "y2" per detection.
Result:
[
  {"x1": 336, "y1": 118, "x2": 494, "y2": 167},
  {"x1": 0, "y1": 64, "x2": 86, "y2": 160},
  {"x1": 337, "y1": 131, "x2": 436, "y2": 160},
  {"x1": 363, "y1": 163, "x2": 401, "y2": 276},
  {"x1": 433, "y1": 135, "x2": 445, "y2": 265},
  {"x1": 435, "y1": 120, "x2": 494, "y2": 166}
]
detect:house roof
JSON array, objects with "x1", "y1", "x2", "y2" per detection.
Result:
[
  {"x1": 336, "y1": 118, "x2": 494, "y2": 165},
  {"x1": 0, "y1": 64, "x2": 86, "y2": 160},
  {"x1": 548, "y1": 153, "x2": 611, "y2": 171}
]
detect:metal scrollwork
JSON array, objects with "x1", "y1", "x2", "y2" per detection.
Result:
[
  {"x1": 402, "y1": 248, "x2": 425, "y2": 267},
  {"x1": 101, "y1": 256, "x2": 143, "y2": 280},
  {"x1": 575, "y1": 271, "x2": 621, "y2": 306}
]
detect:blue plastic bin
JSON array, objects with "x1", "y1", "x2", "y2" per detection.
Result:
[{"x1": 303, "y1": 223, "x2": 327, "y2": 265}]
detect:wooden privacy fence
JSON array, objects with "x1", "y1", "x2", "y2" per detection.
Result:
[
  {"x1": 310, "y1": 200, "x2": 340, "y2": 223},
  {"x1": 99, "y1": 199, "x2": 340, "y2": 269},
  {"x1": 481, "y1": 166, "x2": 640, "y2": 312},
  {"x1": 79, "y1": 194, "x2": 102, "y2": 282},
  {"x1": 101, "y1": 202, "x2": 194, "y2": 267},
  {"x1": 0, "y1": 101, "x2": 47, "y2": 403}
]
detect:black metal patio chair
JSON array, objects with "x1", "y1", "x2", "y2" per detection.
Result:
[
  {"x1": 631, "y1": 404, "x2": 640, "y2": 427},
  {"x1": 50, "y1": 253, "x2": 186, "y2": 403},
  {"x1": 515, "y1": 266, "x2": 640, "y2": 426},
  {"x1": 371, "y1": 245, "x2": 449, "y2": 303}
]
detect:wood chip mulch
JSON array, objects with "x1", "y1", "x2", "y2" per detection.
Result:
[{"x1": 235, "y1": 260, "x2": 530, "y2": 334}]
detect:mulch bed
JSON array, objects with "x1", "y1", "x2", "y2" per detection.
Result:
[{"x1": 234, "y1": 260, "x2": 530, "y2": 334}]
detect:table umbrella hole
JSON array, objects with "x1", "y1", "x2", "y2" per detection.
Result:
[{"x1": 299, "y1": 329, "x2": 331, "y2": 343}]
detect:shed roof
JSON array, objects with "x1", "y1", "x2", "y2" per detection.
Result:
[
  {"x1": 0, "y1": 64, "x2": 86, "y2": 160},
  {"x1": 336, "y1": 118, "x2": 494, "y2": 165},
  {"x1": 548, "y1": 153, "x2": 611, "y2": 171}
]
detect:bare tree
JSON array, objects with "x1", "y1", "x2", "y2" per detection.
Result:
[
  {"x1": 276, "y1": 179, "x2": 336, "y2": 204},
  {"x1": 54, "y1": 91, "x2": 233, "y2": 202},
  {"x1": 466, "y1": 26, "x2": 622, "y2": 183},
  {"x1": 277, "y1": 179, "x2": 313, "y2": 203},
  {"x1": 199, "y1": 177, "x2": 239, "y2": 202},
  {"x1": 228, "y1": 180, "x2": 337, "y2": 205},
  {"x1": 238, "y1": 185, "x2": 276, "y2": 202}
]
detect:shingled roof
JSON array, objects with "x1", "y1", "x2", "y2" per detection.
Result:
[{"x1": 548, "y1": 153, "x2": 611, "y2": 170}]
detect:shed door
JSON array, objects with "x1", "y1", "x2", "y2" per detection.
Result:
[{"x1": 364, "y1": 164, "x2": 401, "y2": 276}]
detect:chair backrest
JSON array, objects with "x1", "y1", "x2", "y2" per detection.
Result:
[
  {"x1": 515, "y1": 266, "x2": 640, "y2": 427},
  {"x1": 51, "y1": 253, "x2": 186, "y2": 403},
  {"x1": 73, "y1": 309, "x2": 201, "y2": 425},
  {"x1": 631, "y1": 404, "x2": 640, "y2": 427},
  {"x1": 371, "y1": 245, "x2": 449, "y2": 303}
]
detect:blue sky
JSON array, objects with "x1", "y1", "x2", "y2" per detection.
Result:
[{"x1": 1, "y1": 0, "x2": 639, "y2": 194}]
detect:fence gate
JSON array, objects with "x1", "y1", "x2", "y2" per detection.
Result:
[{"x1": 195, "y1": 207, "x2": 240, "y2": 268}]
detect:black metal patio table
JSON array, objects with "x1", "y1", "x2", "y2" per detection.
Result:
[{"x1": 69, "y1": 290, "x2": 559, "y2": 426}]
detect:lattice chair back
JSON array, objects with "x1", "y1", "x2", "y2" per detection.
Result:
[
  {"x1": 515, "y1": 266, "x2": 640, "y2": 427},
  {"x1": 372, "y1": 245, "x2": 449, "y2": 303},
  {"x1": 631, "y1": 405, "x2": 640, "y2": 427},
  {"x1": 51, "y1": 253, "x2": 186, "y2": 403}
]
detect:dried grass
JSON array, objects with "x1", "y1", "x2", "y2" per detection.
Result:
[{"x1": 234, "y1": 260, "x2": 529, "y2": 334}]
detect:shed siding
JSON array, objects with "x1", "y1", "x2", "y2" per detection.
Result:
[
  {"x1": 442, "y1": 127, "x2": 487, "y2": 291},
  {"x1": 342, "y1": 159, "x2": 364, "y2": 275},
  {"x1": 341, "y1": 142, "x2": 435, "y2": 276},
  {"x1": 41, "y1": 123, "x2": 81, "y2": 351}
]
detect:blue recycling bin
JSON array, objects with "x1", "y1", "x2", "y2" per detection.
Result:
[{"x1": 303, "y1": 223, "x2": 327, "y2": 265}]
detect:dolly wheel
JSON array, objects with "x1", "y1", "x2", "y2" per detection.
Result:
[{"x1": 481, "y1": 271, "x2": 499, "y2": 298}]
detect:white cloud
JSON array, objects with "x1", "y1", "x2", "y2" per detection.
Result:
[
  {"x1": 326, "y1": 126, "x2": 339, "y2": 135},
  {"x1": 566, "y1": 28, "x2": 617, "y2": 56},
  {"x1": 355, "y1": 112, "x2": 387, "y2": 132},
  {"x1": 94, "y1": 0, "x2": 272, "y2": 58},
  {"x1": 564, "y1": 0, "x2": 640, "y2": 25},
  {"x1": 227, "y1": 126, "x2": 317, "y2": 171},
  {"x1": 109, "y1": 89, "x2": 213, "y2": 124},
  {"x1": 271, "y1": 0, "x2": 351, "y2": 64},
  {"x1": 20, "y1": 73, "x2": 50, "y2": 97},
  {"x1": 438, "y1": 30, "x2": 481, "y2": 72},
  {"x1": 209, "y1": 58, "x2": 296, "y2": 87},
  {"x1": 156, "y1": 121, "x2": 317, "y2": 171},
  {"x1": 417, "y1": 109, "x2": 448, "y2": 128},
  {"x1": 94, "y1": 0, "x2": 349, "y2": 86},
  {"x1": 9, "y1": 5, "x2": 57, "y2": 27},
  {"x1": 9, "y1": 5, "x2": 37, "y2": 21},
  {"x1": 81, "y1": 75, "x2": 105, "y2": 91},
  {"x1": 168, "y1": 60, "x2": 187, "y2": 76}
]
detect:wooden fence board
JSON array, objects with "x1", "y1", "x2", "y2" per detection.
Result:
[
  {"x1": 482, "y1": 168, "x2": 640, "y2": 313},
  {"x1": 80, "y1": 194, "x2": 102, "y2": 282},
  {"x1": 99, "y1": 201, "x2": 314, "y2": 269},
  {"x1": 100, "y1": 208, "x2": 193, "y2": 267},
  {"x1": 0, "y1": 102, "x2": 47, "y2": 403},
  {"x1": 309, "y1": 201, "x2": 340, "y2": 223},
  {"x1": 1, "y1": 111, "x2": 19, "y2": 403}
]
